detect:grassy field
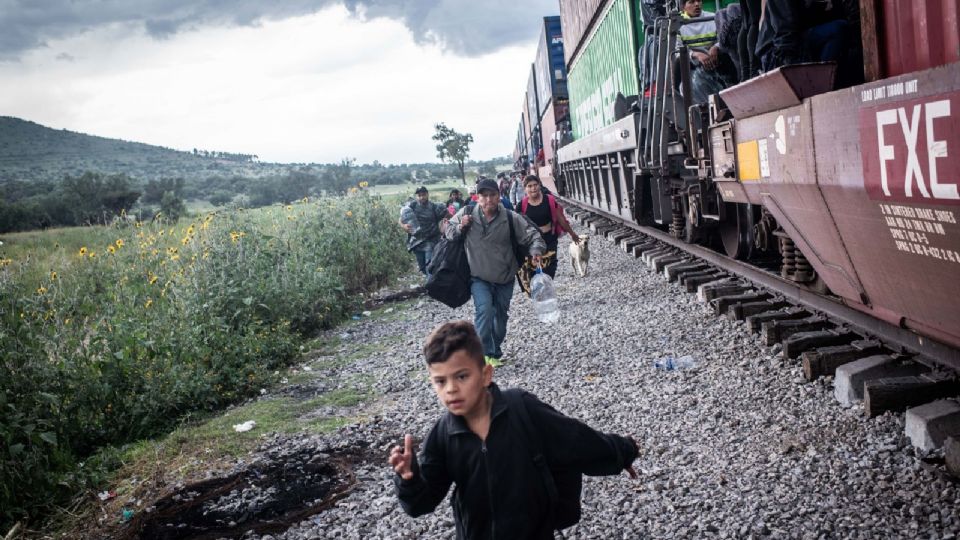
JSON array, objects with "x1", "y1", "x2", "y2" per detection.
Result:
[{"x1": 0, "y1": 191, "x2": 413, "y2": 530}]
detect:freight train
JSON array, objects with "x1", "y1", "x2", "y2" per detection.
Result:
[{"x1": 514, "y1": 0, "x2": 960, "y2": 368}]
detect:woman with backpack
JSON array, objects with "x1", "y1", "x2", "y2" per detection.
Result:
[{"x1": 518, "y1": 175, "x2": 579, "y2": 278}]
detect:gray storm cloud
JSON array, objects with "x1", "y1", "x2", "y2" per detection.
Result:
[{"x1": 0, "y1": 0, "x2": 558, "y2": 61}]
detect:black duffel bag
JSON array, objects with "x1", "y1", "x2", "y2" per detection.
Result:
[{"x1": 425, "y1": 236, "x2": 471, "y2": 308}]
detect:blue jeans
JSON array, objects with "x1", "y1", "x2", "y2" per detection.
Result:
[
  {"x1": 470, "y1": 278, "x2": 515, "y2": 358},
  {"x1": 414, "y1": 245, "x2": 435, "y2": 277}
]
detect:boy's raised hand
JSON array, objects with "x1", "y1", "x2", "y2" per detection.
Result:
[{"x1": 389, "y1": 434, "x2": 415, "y2": 480}]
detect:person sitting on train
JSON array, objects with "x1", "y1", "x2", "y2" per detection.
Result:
[
  {"x1": 678, "y1": 0, "x2": 738, "y2": 103},
  {"x1": 755, "y1": 0, "x2": 863, "y2": 88}
]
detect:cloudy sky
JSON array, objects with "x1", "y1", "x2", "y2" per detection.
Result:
[{"x1": 0, "y1": 0, "x2": 559, "y2": 164}]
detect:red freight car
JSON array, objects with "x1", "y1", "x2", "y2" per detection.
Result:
[{"x1": 556, "y1": 0, "x2": 960, "y2": 367}]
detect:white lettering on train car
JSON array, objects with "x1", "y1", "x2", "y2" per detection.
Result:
[
  {"x1": 875, "y1": 99, "x2": 958, "y2": 200},
  {"x1": 575, "y1": 69, "x2": 622, "y2": 137}
]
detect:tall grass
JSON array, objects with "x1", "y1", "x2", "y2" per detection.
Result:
[{"x1": 0, "y1": 192, "x2": 410, "y2": 528}]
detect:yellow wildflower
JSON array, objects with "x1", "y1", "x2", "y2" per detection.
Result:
[
  {"x1": 108, "y1": 245, "x2": 116, "y2": 254},
  {"x1": 301, "y1": 196, "x2": 309, "y2": 203},
  {"x1": 49, "y1": 270, "x2": 57, "y2": 281},
  {"x1": 0, "y1": 258, "x2": 12, "y2": 267},
  {"x1": 286, "y1": 205, "x2": 293, "y2": 211},
  {"x1": 346, "y1": 211, "x2": 353, "y2": 217},
  {"x1": 145, "y1": 298, "x2": 153, "y2": 308},
  {"x1": 78, "y1": 246, "x2": 88, "y2": 256},
  {"x1": 88, "y1": 251, "x2": 97, "y2": 259},
  {"x1": 181, "y1": 236, "x2": 190, "y2": 245},
  {"x1": 36, "y1": 286, "x2": 47, "y2": 295},
  {"x1": 149, "y1": 274, "x2": 158, "y2": 285},
  {"x1": 359, "y1": 181, "x2": 369, "y2": 188},
  {"x1": 170, "y1": 254, "x2": 180, "y2": 261}
]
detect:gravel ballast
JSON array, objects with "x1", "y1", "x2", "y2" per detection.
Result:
[{"x1": 195, "y1": 223, "x2": 958, "y2": 539}]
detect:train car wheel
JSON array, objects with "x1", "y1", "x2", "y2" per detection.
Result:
[{"x1": 719, "y1": 203, "x2": 754, "y2": 259}]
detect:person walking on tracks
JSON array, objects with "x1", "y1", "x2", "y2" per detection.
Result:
[
  {"x1": 518, "y1": 174, "x2": 579, "y2": 279},
  {"x1": 446, "y1": 178, "x2": 545, "y2": 365},
  {"x1": 400, "y1": 186, "x2": 449, "y2": 278},
  {"x1": 389, "y1": 320, "x2": 640, "y2": 539}
]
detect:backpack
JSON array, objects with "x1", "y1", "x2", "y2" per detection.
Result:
[
  {"x1": 424, "y1": 235, "x2": 471, "y2": 308},
  {"x1": 503, "y1": 389, "x2": 583, "y2": 531}
]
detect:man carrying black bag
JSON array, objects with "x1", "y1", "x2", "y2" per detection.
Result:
[{"x1": 443, "y1": 178, "x2": 545, "y2": 366}]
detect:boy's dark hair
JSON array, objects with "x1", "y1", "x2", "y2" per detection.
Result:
[
  {"x1": 423, "y1": 320, "x2": 484, "y2": 367},
  {"x1": 524, "y1": 174, "x2": 542, "y2": 187}
]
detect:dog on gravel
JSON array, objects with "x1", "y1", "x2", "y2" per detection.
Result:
[{"x1": 569, "y1": 235, "x2": 590, "y2": 277}]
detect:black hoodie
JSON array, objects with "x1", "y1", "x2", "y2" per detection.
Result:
[{"x1": 394, "y1": 383, "x2": 638, "y2": 539}]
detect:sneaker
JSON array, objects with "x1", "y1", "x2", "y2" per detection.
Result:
[{"x1": 484, "y1": 356, "x2": 503, "y2": 367}]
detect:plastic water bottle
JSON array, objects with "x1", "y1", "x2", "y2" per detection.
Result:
[
  {"x1": 654, "y1": 355, "x2": 699, "y2": 371},
  {"x1": 400, "y1": 205, "x2": 420, "y2": 235},
  {"x1": 529, "y1": 269, "x2": 560, "y2": 323}
]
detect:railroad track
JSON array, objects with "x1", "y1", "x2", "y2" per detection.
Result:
[{"x1": 562, "y1": 199, "x2": 960, "y2": 476}]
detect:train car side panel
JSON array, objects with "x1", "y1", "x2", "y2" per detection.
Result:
[
  {"x1": 536, "y1": 16, "x2": 568, "y2": 119},
  {"x1": 812, "y1": 63, "x2": 960, "y2": 349},
  {"x1": 730, "y1": 102, "x2": 868, "y2": 301},
  {"x1": 559, "y1": 0, "x2": 606, "y2": 68},
  {"x1": 567, "y1": 0, "x2": 640, "y2": 140},
  {"x1": 538, "y1": 103, "x2": 559, "y2": 193}
]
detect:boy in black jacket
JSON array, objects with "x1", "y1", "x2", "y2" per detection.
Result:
[{"x1": 389, "y1": 320, "x2": 640, "y2": 539}]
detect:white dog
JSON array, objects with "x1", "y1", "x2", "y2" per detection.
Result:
[{"x1": 568, "y1": 236, "x2": 590, "y2": 277}]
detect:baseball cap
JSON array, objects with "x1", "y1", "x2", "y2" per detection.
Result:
[{"x1": 476, "y1": 178, "x2": 500, "y2": 194}]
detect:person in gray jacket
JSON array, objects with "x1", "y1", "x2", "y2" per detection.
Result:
[{"x1": 446, "y1": 178, "x2": 545, "y2": 366}]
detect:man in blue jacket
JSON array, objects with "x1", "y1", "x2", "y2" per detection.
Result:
[{"x1": 389, "y1": 320, "x2": 640, "y2": 539}]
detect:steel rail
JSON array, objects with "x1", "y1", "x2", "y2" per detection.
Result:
[{"x1": 561, "y1": 197, "x2": 960, "y2": 372}]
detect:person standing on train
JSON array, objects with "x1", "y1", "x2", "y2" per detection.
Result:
[
  {"x1": 445, "y1": 178, "x2": 545, "y2": 366},
  {"x1": 755, "y1": 0, "x2": 862, "y2": 87},
  {"x1": 678, "y1": 0, "x2": 738, "y2": 103},
  {"x1": 737, "y1": 0, "x2": 764, "y2": 81},
  {"x1": 518, "y1": 175, "x2": 579, "y2": 279}
]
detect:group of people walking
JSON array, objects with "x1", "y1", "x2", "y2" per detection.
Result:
[
  {"x1": 398, "y1": 173, "x2": 578, "y2": 364},
  {"x1": 392, "y1": 175, "x2": 640, "y2": 539}
]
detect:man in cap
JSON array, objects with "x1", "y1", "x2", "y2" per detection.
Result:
[
  {"x1": 445, "y1": 178, "x2": 545, "y2": 365},
  {"x1": 400, "y1": 186, "x2": 449, "y2": 278}
]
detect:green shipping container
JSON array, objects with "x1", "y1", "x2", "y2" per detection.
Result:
[{"x1": 567, "y1": 0, "x2": 736, "y2": 140}]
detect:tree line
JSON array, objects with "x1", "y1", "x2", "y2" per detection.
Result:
[{"x1": 0, "y1": 156, "x2": 509, "y2": 233}]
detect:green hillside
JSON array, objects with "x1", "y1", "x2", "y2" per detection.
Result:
[{"x1": 0, "y1": 116, "x2": 285, "y2": 183}]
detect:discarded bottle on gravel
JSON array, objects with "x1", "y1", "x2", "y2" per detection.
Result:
[
  {"x1": 529, "y1": 268, "x2": 559, "y2": 324},
  {"x1": 654, "y1": 355, "x2": 698, "y2": 371}
]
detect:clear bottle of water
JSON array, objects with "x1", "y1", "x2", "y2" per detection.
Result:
[
  {"x1": 654, "y1": 355, "x2": 699, "y2": 371},
  {"x1": 529, "y1": 269, "x2": 559, "y2": 323},
  {"x1": 400, "y1": 204, "x2": 420, "y2": 235}
]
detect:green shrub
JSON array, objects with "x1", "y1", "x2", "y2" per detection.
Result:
[{"x1": 0, "y1": 191, "x2": 409, "y2": 528}]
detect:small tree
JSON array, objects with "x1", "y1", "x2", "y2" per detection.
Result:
[
  {"x1": 432, "y1": 123, "x2": 473, "y2": 185},
  {"x1": 322, "y1": 158, "x2": 356, "y2": 194},
  {"x1": 160, "y1": 191, "x2": 187, "y2": 222}
]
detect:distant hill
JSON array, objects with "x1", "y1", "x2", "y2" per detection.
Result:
[{"x1": 0, "y1": 116, "x2": 287, "y2": 183}]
